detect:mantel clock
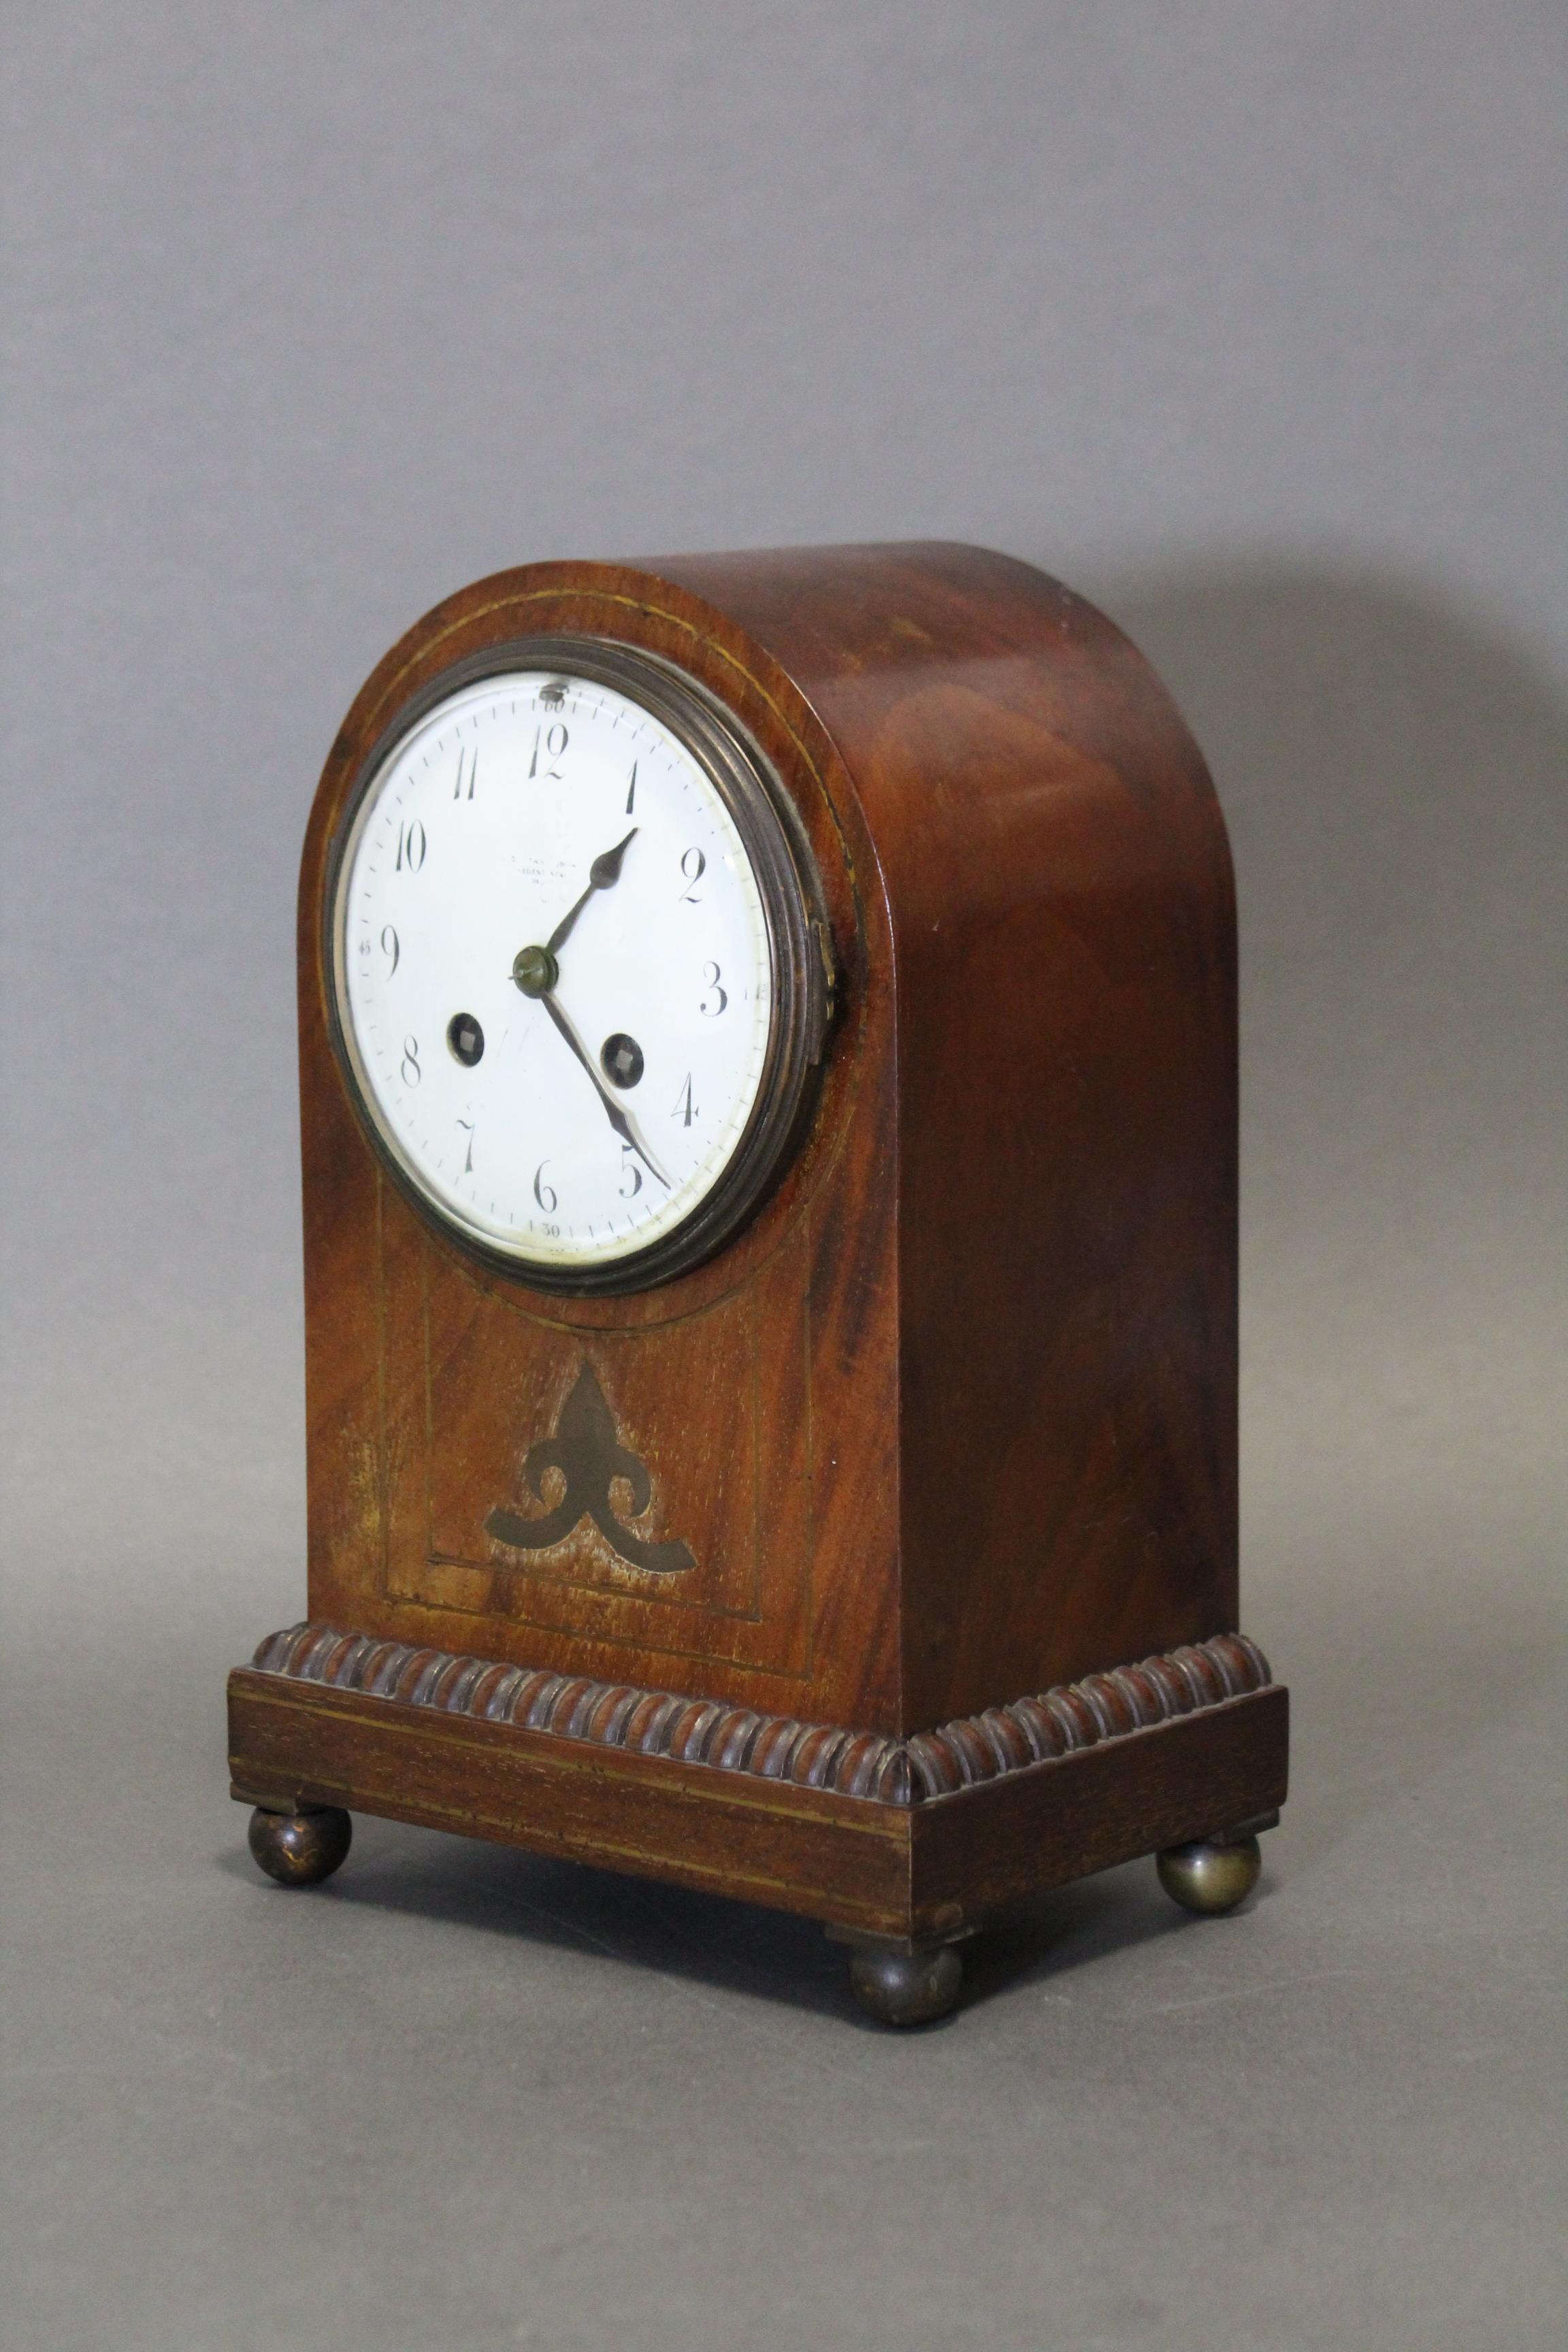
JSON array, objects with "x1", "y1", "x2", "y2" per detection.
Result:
[{"x1": 228, "y1": 543, "x2": 1288, "y2": 2023}]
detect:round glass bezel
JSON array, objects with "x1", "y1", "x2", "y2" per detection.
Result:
[{"x1": 324, "y1": 635, "x2": 829, "y2": 1295}]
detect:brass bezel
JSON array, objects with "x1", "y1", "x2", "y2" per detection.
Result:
[{"x1": 325, "y1": 634, "x2": 831, "y2": 1296}]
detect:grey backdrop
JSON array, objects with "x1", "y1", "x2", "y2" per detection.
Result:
[{"x1": 3, "y1": 6, "x2": 1564, "y2": 2349}]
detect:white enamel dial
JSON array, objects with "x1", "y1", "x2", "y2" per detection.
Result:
[{"x1": 331, "y1": 659, "x2": 799, "y2": 1281}]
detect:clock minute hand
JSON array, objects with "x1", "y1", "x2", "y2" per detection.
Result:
[
  {"x1": 538, "y1": 992, "x2": 671, "y2": 1190},
  {"x1": 546, "y1": 827, "x2": 638, "y2": 960}
]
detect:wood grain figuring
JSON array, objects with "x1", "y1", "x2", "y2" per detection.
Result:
[
  {"x1": 229, "y1": 1668, "x2": 913, "y2": 1933},
  {"x1": 250, "y1": 540, "x2": 1281, "y2": 1958},
  {"x1": 296, "y1": 559, "x2": 901, "y2": 1733},
  {"x1": 227, "y1": 1656, "x2": 1286, "y2": 1942},
  {"x1": 649, "y1": 546, "x2": 1239, "y2": 1726},
  {"x1": 906, "y1": 1682, "x2": 1288, "y2": 1938},
  {"x1": 246, "y1": 1622, "x2": 1270, "y2": 1806},
  {"x1": 293, "y1": 544, "x2": 1238, "y2": 1742}
]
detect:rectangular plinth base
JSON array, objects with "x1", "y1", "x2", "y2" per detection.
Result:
[{"x1": 229, "y1": 1635, "x2": 1288, "y2": 1942}]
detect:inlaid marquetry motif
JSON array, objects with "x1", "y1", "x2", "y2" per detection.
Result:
[{"x1": 485, "y1": 1360, "x2": 696, "y2": 1575}]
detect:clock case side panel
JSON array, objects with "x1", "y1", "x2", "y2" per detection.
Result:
[
  {"x1": 293, "y1": 563, "x2": 907, "y2": 1736},
  {"x1": 647, "y1": 544, "x2": 1239, "y2": 1731}
]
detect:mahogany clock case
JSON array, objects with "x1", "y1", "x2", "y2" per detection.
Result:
[{"x1": 228, "y1": 542, "x2": 1288, "y2": 1998}]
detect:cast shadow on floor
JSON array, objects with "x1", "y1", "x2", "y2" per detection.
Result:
[{"x1": 218, "y1": 1812, "x2": 1245, "y2": 2029}]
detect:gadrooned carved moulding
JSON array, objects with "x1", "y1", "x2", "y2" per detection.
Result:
[{"x1": 249, "y1": 1624, "x2": 1272, "y2": 1808}]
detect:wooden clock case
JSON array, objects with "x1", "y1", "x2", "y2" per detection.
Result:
[{"x1": 229, "y1": 542, "x2": 1287, "y2": 2023}]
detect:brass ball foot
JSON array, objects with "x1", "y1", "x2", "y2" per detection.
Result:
[
  {"x1": 1157, "y1": 1833, "x2": 1261, "y2": 1916},
  {"x1": 248, "y1": 1806, "x2": 353, "y2": 1888},
  {"x1": 849, "y1": 1942, "x2": 963, "y2": 2026}
]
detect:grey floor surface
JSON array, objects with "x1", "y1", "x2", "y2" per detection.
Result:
[{"x1": 7, "y1": 1453, "x2": 1564, "y2": 2352}]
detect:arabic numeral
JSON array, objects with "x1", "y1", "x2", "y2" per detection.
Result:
[
  {"x1": 625, "y1": 760, "x2": 637, "y2": 815},
  {"x1": 699, "y1": 961, "x2": 728, "y2": 1017},
  {"x1": 400, "y1": 1036, "x2": 421, "y2": 1086},
  {"x1": 380, "y1": 924, "x2": 399, "y2": 975},
  {"x1": 457, "y1": 1117, "x2": 475, "y2": 1175},
  {"x1": 672, "y1": 1074, "x2": 696, "y2": 1127},
  {"x1": 453, "y1": 746, "x2": 476, "y2": 800},
  {"x1": 620, "y1": 1144, "x2": 642, "y2": 1198},
  {"x1": 528, "y1": 721, "x2": 568, "y2": 779},
  {"x1": 679, "y1": 846, "x2": 705, "y2": 901},
  {"x1": 395, "y1": 819, "x2": 426, "y2": 872},
  {"x1": 534, "y1": 1161, "x2": 557, "y2": 1214}
]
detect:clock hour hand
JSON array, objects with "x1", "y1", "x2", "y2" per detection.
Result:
[
  {"x1": 546, "y1": 828, "x2": 638, "y2": 960},
  {"x1": 538, "y1": 992, "x2": 672, "y2": 1189}
]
